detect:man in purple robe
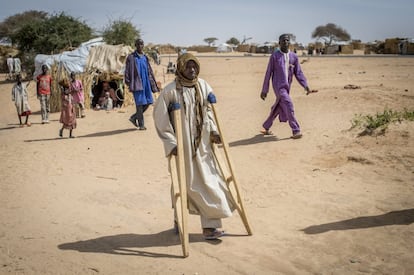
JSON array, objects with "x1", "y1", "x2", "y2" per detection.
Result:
[{"x1": 260, "y1": 33, "x2": 316, "y2": 139}]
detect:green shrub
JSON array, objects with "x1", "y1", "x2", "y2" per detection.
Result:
[{"x1": 351, "y1": 108, "x2": 414, "y2": 136}]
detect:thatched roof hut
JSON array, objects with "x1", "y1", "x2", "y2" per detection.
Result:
[
  {"x1": 34, "y1": 38, "x2": 134, "y2": 112},
  {"x1": 85, "y1": 43, "x2": 134, "y2": 109}
]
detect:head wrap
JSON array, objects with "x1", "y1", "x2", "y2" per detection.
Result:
[
  {"x1": 175, "y1": 53, "x2": 203, "y2": 156},
  {"x1": 175, "y1": 53, "x2": 200, "y2": 88}
]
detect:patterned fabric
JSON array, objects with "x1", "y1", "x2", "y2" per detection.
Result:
[
  {"x1": 59, "y1": 87, "x2": 77, "y2": 130},
  {"x1": 37, "y1": 74, "x2": 52, "y2": 95},
  {"x1": 70, "y1": 79, "x2": 84, "y2": 104},
  {"x1": 175, "y1": 53, "x2": 203, "y2": 154}
]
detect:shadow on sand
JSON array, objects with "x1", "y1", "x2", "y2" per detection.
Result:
[
  {"x1": 229, "y1": 134, "x2": 291, "y2": 147},
  {"x1": 58, "y1": 229, "x2": 223, "y2": 258},
  {"x1": 24, "y1": 128, "x2": 137, "y2": 142},
  {"x1": 0, "y1": 122, "x2": 45, "y2": 131},
  {"x1": 301, "y1": 208, "x2": 414, "y2": 234}
]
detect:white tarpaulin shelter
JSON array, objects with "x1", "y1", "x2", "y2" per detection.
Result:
[
  {"x1": 33, "y1": 37, "x2": 136, "y2": 111},
  {"x1": 34, "y1": 37, "x2": 133, "y2": 79},
  {"x1": 216, "y1": 43, "x2": 233, "y2": 53},
  {"x1": 33, "y1": 37, "x2": 105, "y2": 78}
]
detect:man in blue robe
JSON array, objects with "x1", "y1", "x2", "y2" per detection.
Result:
[{"x1": 125, "y1": 39, "x2": 159, "y2": 130}]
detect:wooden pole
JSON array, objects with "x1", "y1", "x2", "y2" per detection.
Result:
[
  {"x1": 210, "y1": 103, "x2": 253, "y2": 236},
  {"x1": 169, "y1": 105, "x2": 189, "y2": 257}
]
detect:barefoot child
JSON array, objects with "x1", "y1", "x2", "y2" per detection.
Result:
[
  {"x1": 11, "y1": 74, "x2": 32, "y2": 127},
  {"x1": 59, "y1": 79, "x2": 77, "y2": 138},
  {"x1": 69, "y1": 72, "x2": 85, "y2": 118}
]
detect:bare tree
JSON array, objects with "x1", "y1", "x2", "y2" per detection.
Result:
[
  {"x1": 240, "y1": 35, "x2": 252, "y2": 44},
  {"x1": 311, "y1": 23, "x2": 351, "y2": 46}
]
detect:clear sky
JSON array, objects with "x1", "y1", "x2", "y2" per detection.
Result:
[{"x1": 1, "y1": 0, "x2": 414, "y2": 47}]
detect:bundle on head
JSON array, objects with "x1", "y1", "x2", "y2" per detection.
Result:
[{"x1": 59, "y1": 78, "x2": 69, "y2": 88}]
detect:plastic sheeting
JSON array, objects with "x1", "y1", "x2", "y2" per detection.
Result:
[{"x1": 33, "y1": 37, "x2": 105, "y2": 78}]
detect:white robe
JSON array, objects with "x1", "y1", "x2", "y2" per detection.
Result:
[
  {"x1": 12, "y1": 83, "x2": 31, "y2": 115},
  {"x1": 153, "y1": 78, "x2": 234, "y2": 219}
]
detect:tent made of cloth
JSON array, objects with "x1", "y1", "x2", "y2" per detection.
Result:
[
  {"x1": 216, "y1": 43, "x2": 234, "y2": 53},
  {"x1": 85, "y1": 43, "x2": 133, "y2": 79},
  {"x1": 33, "y1": 37, "x2": 105, "y2": 78},
  {"x1": 85, "y1": 43, "x2": 135, "y2": 109},
  {"x1": 33, "y1": 38, "x2": 137, "y2": 112}
]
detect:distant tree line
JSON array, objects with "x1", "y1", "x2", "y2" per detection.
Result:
[
  {"x1": 202, "y1": 23, "x2": 351, "y2": 48},
  {"x1": 0, "y1": 10, "x2": 354, "y2": 75}
]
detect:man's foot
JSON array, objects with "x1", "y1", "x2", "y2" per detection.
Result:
[
  {"x1": 129, "y1": 117, "x2": 138, "y2": 128},
  {"x1": 291, "y1": 132, "x2": 303, "y2": 139},
  {"x1": 26, "y1": 122, "x2": 31, "y2": 127},
  {"x1": 69, "y1": 135, "x2": 75, "y2": 138},
  {"x1": 260, "y1": 129, "x2": 273, "y2": 135},
  {"x1": 59, "y1": 129, "x2": 63, "y2": 137},
  {"x1": 19, "y1": 124, "x2": 24, "y2": 128},
  {"x1": 203, "y1": 228, "x2": 225, "y2": 240},
  {"x1": 138, "y1": 126, "x2": 147, "y2": 131}
]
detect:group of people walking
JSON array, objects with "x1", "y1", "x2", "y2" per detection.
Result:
[
  {"x1": 11, "y1": 33, "x2": 316, "y2": 241},
  {"x1": 11, "y1": 64, "x2": 84, "y2": 137}
]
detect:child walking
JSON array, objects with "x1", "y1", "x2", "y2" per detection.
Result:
[
  {"x1": 59, "y1": 79, "x2": 77, "y2": 138},
  {"x1": 69, "y1": 72, "x2": 85, "y2": 118},
  {"x1": 11, "y1": 74, "x2": 32, "y2": 127},
  {"x1": 36, "y1": 64, "x2": 52, "y2": 124}
]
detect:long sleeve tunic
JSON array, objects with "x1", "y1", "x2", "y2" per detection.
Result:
[
  {"x1": 153, "y1": 78, "x2": 235, "y2": 218},
  {"x1": 261, "y1": 51, "x2": 309, "y2": 123}
]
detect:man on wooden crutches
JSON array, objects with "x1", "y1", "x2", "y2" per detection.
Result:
[{"x1": 153, "y1": 53, "x2": 251, "y2": 256}]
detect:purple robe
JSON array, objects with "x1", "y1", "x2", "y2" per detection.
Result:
[{"x1": 261, "y1": 50, "x2": 308, "y2": 133}]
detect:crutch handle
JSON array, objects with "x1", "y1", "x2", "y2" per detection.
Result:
[
  {"x1": 207, "y1": 92, "x2": 217, "y2": 104},
  {"x1": 168, "y1": 102, "x2": 181, "y2": 111}
]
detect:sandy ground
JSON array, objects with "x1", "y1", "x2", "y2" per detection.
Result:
[{"x1": 0, "y1": 54, "x2": 413, "y2": 274}]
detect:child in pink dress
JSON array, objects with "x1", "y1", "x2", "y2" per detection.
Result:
[
  {"x1": 59, "y1": 79, "x2": 77, "y2": 138},
  {"x1": 69, "y1": 72, "x2": 85, "y2": 118}
]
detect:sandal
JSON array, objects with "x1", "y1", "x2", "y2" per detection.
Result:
[
  {"x1": 260, "y1": 129, "x2": 273, "y2": 135},
  {"x1": 291, "y1": 132, "x2": 303, "y2": 139},
  {"x1": 203, "y1": 228, "x2": 225, "y2": 240}
]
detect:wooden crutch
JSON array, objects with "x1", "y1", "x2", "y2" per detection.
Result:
[
  {"x1": 208, "y1": 94, "x2": 253, "y2": 236},
  {"x1": 168, "y1": 103, "x2": 190, "y2": 257}
]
